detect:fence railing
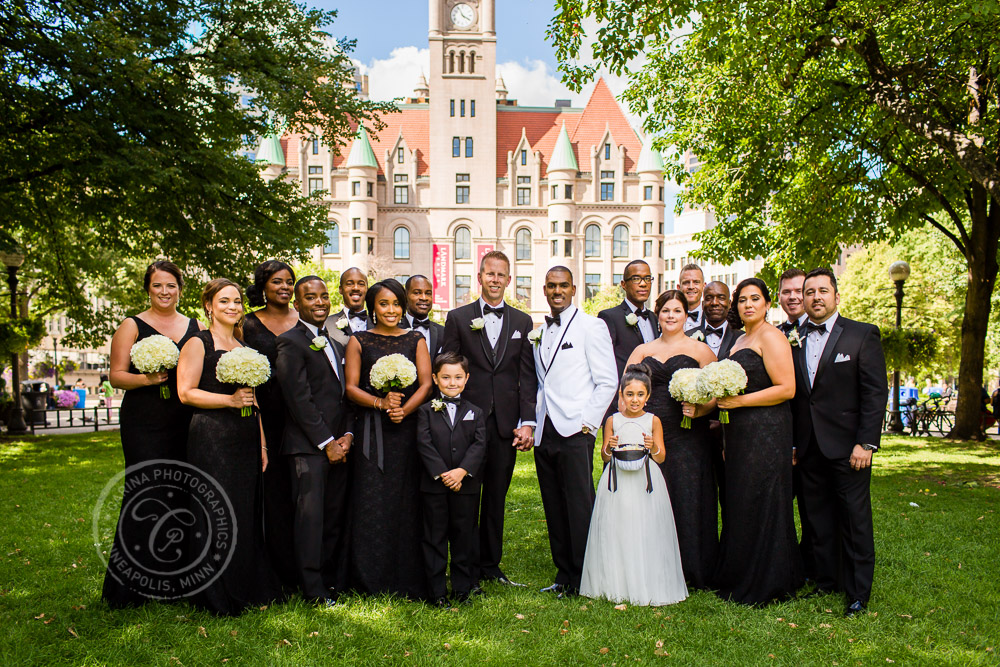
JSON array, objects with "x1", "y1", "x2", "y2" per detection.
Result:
[{"x1": 28, "y1": 406, "x2": 120, "y2": 433}]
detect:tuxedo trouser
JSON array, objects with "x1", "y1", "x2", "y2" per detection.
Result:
[
  {"x1": 792, "y1": 459, "x2": 817, "y2": 579},
  {"x1": 290, "y1": 453, "x2": 349, "y2": 599},
  {"x1": 478, "y1": 412, "x2": 517, "y2": 579},
  {"x1": 798, "y1": 436, "x2": 874, "y2": 603},
  {"x1": 262, "y1": 452, "x2": 298, "y2": 588},
  {"x1": 422, "y1": 490, "x2": 480, "y2": 599},
  {"x1": 535, "y1": 417, "x2": 596, "y2": 589}
]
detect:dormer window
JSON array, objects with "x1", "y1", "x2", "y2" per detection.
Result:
[{"x1": 604, "y1": 143, "x2": 611, "y2": 160}]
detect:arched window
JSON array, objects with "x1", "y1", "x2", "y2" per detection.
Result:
[
  {"x1": 455, "y1": 226, "x2": 471, "y2": 260},
  {"x1": 469, "y1": 51, "x2": 476, "y2": 73},
  {"x1": 393, "y1": 226, "x2": 410, "y2": 259},
  {"x1": 323, "y1": 222, "x2": 339, "y2": 254},
  {"x1": 458, "y1": 50, "x2": 465, "y2": 73},
  {"x1": 448, "y1": 51, "x2": 455, "y2": 73},
  {"x1": 584, "y1": 224, "x2": 601, "y2": 257},
  {"x1": 515, "y1": 228, "x2": 531, "y2": 261},
  {"x1": 612, "y1": 224, "x2": 629, "y2": 258}
]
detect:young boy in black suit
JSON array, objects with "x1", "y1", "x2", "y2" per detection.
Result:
[{"x1": 416, "y1": 351, "x2": 487, "y2": 606}]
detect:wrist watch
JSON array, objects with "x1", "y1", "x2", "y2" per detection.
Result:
[
  {"x1": 581, "y1": 425, "x2": 591, "y2": 435},
  {"x1": 861, "y1": 443, "x2": 878, "y2": 452}
]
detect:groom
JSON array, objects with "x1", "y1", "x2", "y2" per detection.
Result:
[
  {"x1": 791, "y1": 268, "x2": 887, "y2": 617},
  {"x1": 534, "y1": 266, "x2": 618, "y2": 597}
]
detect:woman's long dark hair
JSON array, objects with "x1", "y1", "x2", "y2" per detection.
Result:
[
  {"x1": 729, "y1": 277, "x2": 771, "y2": 329},
  {"x1": 246, "y1": 260, "x2": 295, "y2": 308}
]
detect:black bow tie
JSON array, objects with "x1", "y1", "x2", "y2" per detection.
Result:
[
  {"x1": 483, "y1": 304, "x2": 504, "y2": 316},
  {"x1": 412, "y1": 317, "x2": 430, "y2": 329},
  {"x1": 317, "y1": 327, "x2": 330, "y2": 338},
  {"x1": 778, "y1": 321, "x2": 796, "y2": 333},
  {"x1": 705, "y1": 325, "x2": 724, "y2": 337},
  {"x1": 687, "y1": 311, "x2": 700, "y2": 321},
  {"x1": 806, "y1": 322, "x2": 828, "y2": 335},
  {"x1": 634, "y1": 308, "x2": 648, "y2": 319},
  {"x1": 545, "y1": 313, "x2": 561, "y2": 327},
  {"x1": 441, "y1": 396, "x2": 461, "y2": 405},
  {"x1": 349, "y1": 310, "x2": 367, "y2": 321}
]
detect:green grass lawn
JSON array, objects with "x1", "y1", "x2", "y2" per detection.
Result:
[{"x1": 1, "y1": 431, "x2": 998, "y2": 666}]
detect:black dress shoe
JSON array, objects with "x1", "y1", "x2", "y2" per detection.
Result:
[
  {"x1": 495, "y1": 576, "x2": 526, "y2": 588},
  {"x1": 556, "y1": 587, "x2": 579, "y2": 599},
  {"x1": 845, "y1": 600, "x2": 867, "y2": 617},
  {"x1": 306, "y1": 596, "x2": 337, "y2": 608},
  {"x1": 540, "y1": 583, "x2": 566, "y2": 594},
  {"x1": 455, "y1": 586, "x2": 484, "y2": 604},
  {"x1": 433, "y1": 597, "x2": 450, "y2": 608}
]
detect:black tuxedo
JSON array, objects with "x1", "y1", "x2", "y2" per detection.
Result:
[
  {"x1": 687, "y1": 320, "x2": 743, "y2": 361},
  {"x1": 325, "y1": 309, "x2": 370, "y2": 347},
  {"x1": 416, "y1": 400, "x2": 487, "y2": 599},
  {"x1": 598, "y1": 300, "x2": 660, "y2": 420},
  {"x1": 399, "y1": 313, "x2": 444, "y2": 359},
  {"x1": 441, "y1": 300, "x2": 537, "y2": 581},
  {"x1": 274, "y1": 322, "x2": 352, "y2": 599},
  {"x1": 790, "y1": 315, "x2": 887, "y2": 604}
]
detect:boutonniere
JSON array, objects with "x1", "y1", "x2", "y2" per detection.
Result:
[
  {"x1": 787, "y1": 329, "x2": 802, "y2": 347},
  {"x1": 470, "y1": 317, "x2": 485, "y2": 331},
  {"x1": 431, "y1": 398, "x2": 445, "y2": 412},
  {"x1": 309, "y1": 336, "x2": 328, "y2": 351},
  {"x1": 335, "y1": 318, "x2": 350, "y2": 331},
  {"x1": 624, "y1": 313, "x2": 639, "y2": 327},
  {"x1": 691, "y1": 330, "x2": 705, "y2": 342},
  {"x1": 527, "y1": 328, "x2": 542, "y2": 346}
]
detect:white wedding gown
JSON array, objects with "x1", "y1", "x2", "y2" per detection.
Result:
[{"x1": 580, "y1": 412, "x2": 688, "y2": 606}]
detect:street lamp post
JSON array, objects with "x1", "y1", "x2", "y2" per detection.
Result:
[
  {"x1": 887, "y1": 260, "x2": 911, "y2": 433},
  {"x1": 1, "y1": 248, "x2": 28, "y2": 436}
]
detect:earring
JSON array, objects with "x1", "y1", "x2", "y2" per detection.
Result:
[
  {"x1": 207, "y1": 311, "x2": 213, "y2": 325},
  {"x1": 263, "y1": 293, "x2": 267, "y2": 305},
  {"x1": 372, "y1": 314, "x2": 377, "y2": 325}
]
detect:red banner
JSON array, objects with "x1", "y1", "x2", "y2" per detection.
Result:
[
  {"x1": 475, "y1": 244, "x2": 495, "y2": 271},
  {"x1": 432, "y1": 243, "x2": 451, "y2": 310}
]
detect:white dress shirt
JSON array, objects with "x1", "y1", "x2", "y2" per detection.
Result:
[
  {"x1": 478, "y1": 297, "x2": 504, "y2": 348},
  {"x1": 343, "y1": 307, "x2": 367, "y2": 333},
  {"x1": 625, "y1": 300, "x2": 655, "y2": 343},
  {"x1": 703, "y1": 320, "x2": 728, "y2": 356},
  {"x1": 543, "y1": 304, "x2": 575, "y2": 366},
  {"x1": 300, "y1": 320, "x2": 340, "y2": 450},
  {"x1": 805, "y1": 312, "x2": 839, "y2": 387},
  {"x1": 684, "y1": 307, "x2": 703, "y2": 332},
  {"x1": 406, "y1": 312, "x2": 432, "y2": 350}
]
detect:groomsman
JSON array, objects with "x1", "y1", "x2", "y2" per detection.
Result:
[
  {"x1": 441, "y1": 251, "x2": 537, "y2": 587},
  {"x1": 275, "y1": 276, "x2": 354, "y2": 605},
  {"x1": 791, "y1": 268, "x2": 887, "y2": 617},
  {"x1": 327, "y1": 267, "x2": 369, "y2": 345},
  {"x1": 598, "y1": 259, "x2": 659, "y2": 421},
  {"x1": 399, "y1": 275, "x2": 444, "y2": 358},
  {"x1": 679, "y1": 263, "x2": 705, "y2": 331},
  {"x1": 534, "y1": 267, "x2": 618, "y2": 597},
  {"x1": 688, "y1": 281, "x2": 742, "y2": 360},
  {"x1": 778, "y1": 268, "x2": 808, "y2": 333}
]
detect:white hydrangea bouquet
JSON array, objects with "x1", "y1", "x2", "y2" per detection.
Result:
[
  {"x1": 668, "y1": 367, "x2": 709, "y2": 428},
  {"x1": 216, "y1": 347, "x2": 271, "y2": 416},
  {"x1": 370, "y1": 353, "x2": 418, "y2": 393},
  {"x1": 696, "y1": 359, "x2": 748, "y2": 424},
  {"x1": 130, "y1": 334, "x2": 181, "y2": 399}
]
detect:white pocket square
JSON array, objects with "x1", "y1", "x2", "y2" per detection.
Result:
[
  {"x1": 463, "y1": 411, "x2": 475, "y2": 421},
  {"x1": 511, "y1": 330, "x2": 522, "y2": 339},
  {"x1": 834, "y1": 353, "x2": 851, "y2": 363}
]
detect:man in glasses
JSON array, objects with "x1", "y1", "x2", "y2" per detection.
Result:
[{"x1": 597, "y1": 260, "x2": 660, "y2": 421}]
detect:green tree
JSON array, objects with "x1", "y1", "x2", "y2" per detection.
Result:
[
  {"x1": 582, "y1": 284, "x2": 624, "y2": 316},
  {"x1": 550, "y1": 0, "x2": 999, "y2": 438},
  {"x1": 1, "y1": 0, "x2": 391, "y2": 347}
]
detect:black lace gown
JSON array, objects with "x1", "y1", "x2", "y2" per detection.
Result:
[
  {"x1": 348, "y1": 330, "x2": 428, "y2": 599},
  {"x1": 714, "y1": 348, "x2": 803, "y2": 605},
  {"x1": 185, "y1": 330, "x2": 281, "y2": 615},
  {"x1": 644, "y1": 354, "x2": 719, "y2": 589},
  {"x1": 242, "y1": 312, "x2": 297, "y2": 590},
  {"x1": 101, "y1": 316, "x2": 199, "y2": 607}
]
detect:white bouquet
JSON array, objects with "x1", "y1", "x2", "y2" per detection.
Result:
[
  {"x1": 668, "y1": 367, "x2": 708, "y2": 428},
  {"x1": 696, "y1": 359, "x2": 748, "y2": 424},
  {"x1": 216, "y1": 347, "x2": 271, "y2": 416},
  {"x1": 370, "y1": 353, "x2": 418, "y2": 393},
  {"x1": 130, "y1": 334, "x2": 181, "y2": 399}
]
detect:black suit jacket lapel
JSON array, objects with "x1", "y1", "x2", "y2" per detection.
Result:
[
  {"x1": 298, "y1": 322, "x2": 343, "y2": 394},
  {"x1": 813, "y1": 317, "x2": 845, "y2": 386},
  {"x1": 492, "y1": 309, "x2": 511, "y2": 369},
  {"x1": 472, "y1": 301, "x2": 495, "y2": 366},
  {"x1": 793, "y1": 343, "x2": 811, "y2": 396},
  {"x1": 429, "y1": 323, "x2": 440, "y2": 358},
  {"x1": 620, "y1": 301, "x2": 643, "y2": 345}
]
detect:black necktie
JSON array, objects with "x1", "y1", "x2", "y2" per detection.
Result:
[
  {"x1": 441, "y1": 396, "x2": 461, "y2": 405},
  {"x1": 412, "y1": 318, "x2": 430, "y2": 329},
  {"x1": 705, "y1": 325, "x2": 724, "y2": 337},
  {"x1": 483, "y1": 304, "x2": 504, "y2": 316},
  {"x1": 688, "y1": 311, "x2": 700, "y2": 321},
  {"x1": 545, "y1": 313, "x2": 561, "y2": 327},
  {"x1": 806, "y1": 322, "x2": 828, "y2": 335},
  {"x1": 349, "y1": 310, "x2": 367, "y2": 321}
]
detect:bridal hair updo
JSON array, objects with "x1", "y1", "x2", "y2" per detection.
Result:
[
  {"x1": 246, "y1": 260, "x2": 295, "y2": 308},
  {"x1": 201, "y1": 278, "x2": 246, "y2": 340},
  {"x1": 143, "y1": 260, "x2": 184, "y2": 293},
  {"x1": 621, "y1": 363, "x2": 652, "y2": 394},
  {"x1": 654, "y1": 289, "x2": 689, "y2": 316},
  {"x1": 729, "y1": 277, "x2": 771, "y2": 329}
]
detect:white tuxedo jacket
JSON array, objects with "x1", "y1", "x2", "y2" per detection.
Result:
[{"x1": 533, "y1": 306, "x2": 618, "y2": 447}]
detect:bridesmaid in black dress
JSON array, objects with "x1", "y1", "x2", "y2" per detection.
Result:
[
  {"x1": 344, "y1": 279, "x2": 432, "y2": 599},
  {"x1": 243, "y1": 261, "x2": 299, "y2": 591},
  {"x1": 626, "y1": 289, "x2": 718, "y2": 589},
  {"x1": 177, "y1": 278, "x2": 281, "y2": 615},
  {"x1": 102, "y1": 261, "x2": 202, "y2": 607},
  {"x1": 714, "y1": 277, "x2": 803, "y2": 604}
]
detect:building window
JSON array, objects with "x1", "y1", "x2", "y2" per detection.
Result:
[
  {"x1": 551, "y1": 240, "x2": 558, "y2": 256},
  {"x1": 585, "y1": 274, "x2": 601, "y2": 300},
  {"x1": 644, "y1": 185, "x2": 653, "y2": 200},
  {"x1": 613, "y1": 273, "x2": 623, "y2": 285},
  {"x1": 564, "y1": 239, "x2": 573, "y2": 257},
  {"x1": 659, "y1": 186, "x2": 664, "y2": 201},
  {"x1": 459, "y1": 50, "x2": 465, "y2": 73},
  {"x1": 323, "y1": 223, "x2": 339, "y2": 254},
  {"x1": 644, "y1": 221, "x2": 653, "y2": 234},
  {"x1": 456, "y1": 173, "x2": 470, "y2": 182},
  {"x1": 394, "y1": 186, "x2": 408, "y2": 204},
  {"x1": 398, "y1": 147, "x2": 405, "y2": 163},
  {"x1": 456, "y1": 186, "x2": 470, "y2": 204},
  {"x1": 455, "y1": 227, "x2": 471, "y2": 259},
  {"x1": 600, "y1": 182, "x2": 614, "y2": 201},
  {"x1": 450, "y1": 99, "x2": 455, "y2": 117},
  {"x1": 453, "y1": 137, "x2": 460, "y2": 157},
  {"x1": 564, "y1": 184, "x2": 573, "y2": 199},
  {"x1": 469, "y1": 51, "x2": 475, "y2": 73},
  {"x1": 551, "y1": 220, "x2": 558, "y2": 234},
  {"x1": 460, "y1": 99, "x2": 465, "y2": 117},
  {"x1": 659, "y1": 222, "x2": 664, "y2": 234},
  {"x1": 471, "y1": 100, "x2": 476, "y2": 117},
  {"x1": 367, "y1": 182, "x2": 373, "y2": 197},
  {"x1": 585, "y1": 224, "x2": 601, "y2": 257},
  {"x1": 352, "y1": 236, "x2": 361, "y2": 254},
  {"x1": 516, "y1": 228, "x2": 532, "y2": 260},
  {"x1": 394, "y1": 174, "x2": 408, "y2": 182},
  {"x1": 520, "y1": 149, "x2": 527, "y2": 165},
  {"x1": 644, "y1": 240, "x2": 653, "y2": 257},
  {"x1": 516, "y1": 276, "x2": 531, "y2": 307},
  {"x1": 613, "y1": 224, "x2": 629, "y2": 257},
  {"x1": 455, "y1": 275, "x2": 471, "y2": 304},
  {"x1": 394, "y1": 227, "x2": 410, "y2": 259},
  {"x1": 600, "y1": 170, "x2": 615, "y2": 179},
  {"x1": 551, "y1": 185, "x2": 558, "y2": 199},
  {"x1": 367, "y1": 218, "x2": 374, "y2": 231},
  {"x1": 604, "y1": 143, "x2": 611, "y2": 160},
  {"x1": 308, "y1": 178, "x2": 323, "y2": 194},
  {"x1": 352, "y1": 181, "x2": 360, "y2": 196},
  {"x1": 517, "y1": 176, "x2": 531, "y2": 184},
  {"x1": 312, "y1": 138, "x2": 319, "y2": 154},
  {"x1": 517, "y1": 188, "x2": 530, "y2": 205},
  {"x1": 308, "y1": 166, "x2": 323, "y2": 174},
  {"x1": 564, "y1": 220, "x2": 573, "y2": 233},
  {"x1": 658, "y1": 240, "x2": 664, "y2": 258},
  {"x1": 367, "y1": 238, "x2": 374, "y2": 253},
  {"x1": 352, "y1": 218, "x2": 360, "y2": 231},
  {"x1": 465, "y1": 137, "x2": 473, "y2": 157}
]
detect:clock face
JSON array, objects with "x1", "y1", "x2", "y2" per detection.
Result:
[{"x1": 450, "y1": 3, "x2": 475, "y2": 28}]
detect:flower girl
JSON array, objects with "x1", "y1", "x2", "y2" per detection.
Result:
[{"x1": 580, "y1": 364, "x2": 688, "y2": 606}]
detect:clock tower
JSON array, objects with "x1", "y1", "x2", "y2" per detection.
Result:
[{"x1": 428, "y1": 0, "x2": 497, "y2": 212}]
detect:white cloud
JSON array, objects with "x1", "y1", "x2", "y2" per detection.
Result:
[{"x1": 352, "y1": 46, "x2": 431, "y2": 103}]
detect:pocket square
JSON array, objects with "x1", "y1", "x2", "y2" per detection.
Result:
[
  {"x1": 462, "y1": 411, "x2": 475, "y2": 421},
  {"x1": 834, "y1": 353, "x2": 851, "y2": 363},
  {"x1": 561, "y1": 342, "x2": 574, "y2": 350},
  {"x1": 511, "y1": 330, "x2": 522, "y2": 339}
]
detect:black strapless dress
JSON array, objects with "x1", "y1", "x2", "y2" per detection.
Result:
[
  {"x1": 714, "y1": 348, "x2": 803, "y2": 605},
  {"x1": 643, "y1": 354, "x2": 719, "y2": 589}
]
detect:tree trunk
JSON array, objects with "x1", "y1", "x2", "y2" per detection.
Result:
[{"x1": 948, "y1": 189, "x2": 999, "y2": 440}]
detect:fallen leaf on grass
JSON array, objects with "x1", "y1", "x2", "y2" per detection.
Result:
[
  {"x1": 614, "y1": 604, "x2": 627, "y2": 611},
  {"x1": 580, "y1": 605, "x2": 588, "y2": 611},
  {"x1": 819, "y1": 623, "x2": 832, "y2": 628},
  {"x1": 344, "y1": 633, "x2": 353, "y2": 637},
  {"x1": 230, "y1": 630, "x2": 238, "y2": 637},
  {"x1": 654, "y1": 640, "x2": 669, "y2": 657},
  {"x1": 560, "y1": 628, "x2": 569, "y2": 635},
  {"x1": 277, "y1": 639, "x2": 291, "y2": 647},
  {"x1": 71, "y1": 605, "x2": 86, "y2": 611},
  {"x1": 221, "y1": 660, "x2": 228, "y2": 663},
  {"x1": 788, "y1": 623, "x2": 798, "y2": 628},
  {"x1": 198, "y1": 626, "x2": 208, "y2": 638},
  {"x1": 886, "y1": 659, "x2": 894, "y2": 663},
  {"x1": 67, "y1": 627, "x2": 79, "y2": 638},
  {"x1": 521, "y1": 630, "x2": 530, "y2": 634},
  {"x1": 599, "y1": 647, "x2": 610, "y2": 655},
  {"x1": 308, "y1": 631, "x2": 319, "y2": 637},
  {"x1": 34, "y1": 613, "x2": 45, "y2": 620},
  {"x1": 515, "y1": 613, "x2": 525, "y2": 620},
  {"x1": 443, "y1": 643, "x2": 451, "y2": 650},
  {"x1": 563, "y1": 620, "x2": 570, "y2": 627},
  {"x1": 769, "y1": 654, "x2": 776, "y2": 659}
]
